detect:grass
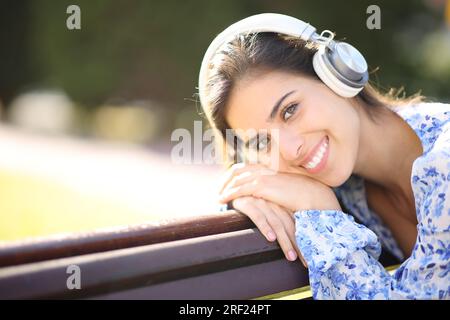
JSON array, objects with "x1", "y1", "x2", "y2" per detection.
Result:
[{"x1": 0, "y1": 170, "x2": 160, "y2": 242}]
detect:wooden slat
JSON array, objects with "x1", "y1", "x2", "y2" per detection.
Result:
[
  {"x1": 0, "y1": 210, "x2": 253, "y2": 268},
  {"x1": 91, "y1": 259, "x2": 309, "y2": 300}
]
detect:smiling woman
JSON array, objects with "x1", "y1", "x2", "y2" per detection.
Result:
[{"x1": 197, "y1": 13, "x2": 450, "y2": 299}]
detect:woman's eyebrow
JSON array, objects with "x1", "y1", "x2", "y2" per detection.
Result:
[{"x1": 266, "y1": 90, "x2": 296, "y2": 122}]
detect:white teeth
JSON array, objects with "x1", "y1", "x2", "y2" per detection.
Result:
[{"x1": 304, "y1": 139, "x2": 328, "y2": 169}]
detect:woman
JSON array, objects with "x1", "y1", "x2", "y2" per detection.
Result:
[{"x1": 197, "y1": 13, "x2": 449, "y2": 299}]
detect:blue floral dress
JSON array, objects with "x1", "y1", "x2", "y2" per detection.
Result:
[{"x1": 294, "y1": 102, "x2": 450, "y2": 299}]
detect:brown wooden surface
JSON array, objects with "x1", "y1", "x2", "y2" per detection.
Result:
[
  {"x1": 91, "y1": 258, "x2": 309, "y2": 300},
  {"x1": 0, "y1": 228, "x2": 308, "y2": 299},
  {"x1": 0, "y1": 210, "x2": 253, "y2": 268}
]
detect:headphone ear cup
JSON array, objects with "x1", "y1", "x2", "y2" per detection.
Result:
[{"x1": 312, "y1": 46, "x2": 366, "y2": 98}]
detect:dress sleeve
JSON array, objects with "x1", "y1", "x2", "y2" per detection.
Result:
[{"x1": 294, "y1": 147, "x2": 450, "y2": 299}]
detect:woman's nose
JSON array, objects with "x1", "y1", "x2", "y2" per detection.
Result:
[{"x1": 278, "y1": 130, "x2": 303, "y2": 162}]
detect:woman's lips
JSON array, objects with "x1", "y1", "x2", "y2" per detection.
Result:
[{"x1": 299, "y1": 136, "x2": 329, "y2": 174}]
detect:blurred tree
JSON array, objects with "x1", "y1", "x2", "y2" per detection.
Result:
[
  {"x1": 0, "y1": 0, "x2": 448, "y2": 135},
  {"x1": 0, "y1": 0, "x2": 34, "y2": 105}
]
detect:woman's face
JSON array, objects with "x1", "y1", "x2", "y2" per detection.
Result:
[{"x1": 225, "y1": 69, "x2": 361, "y2": 187}]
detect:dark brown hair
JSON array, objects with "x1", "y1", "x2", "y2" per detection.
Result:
[{"x1": 199, "y1": 32, "x2": 424, "y2": 168}]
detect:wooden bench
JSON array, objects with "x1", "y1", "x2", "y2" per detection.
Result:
[{"x1": 0, "y1": 210, "x2": 399, "y2": 299}]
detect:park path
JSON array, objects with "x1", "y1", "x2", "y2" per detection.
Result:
[{"x1": 0, "y1": 125, "x2": 225, "y2": 241}]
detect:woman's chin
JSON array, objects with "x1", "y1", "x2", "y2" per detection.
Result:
[{"x1": 324, "y1": 167, "x2": 353, "y2": 188}]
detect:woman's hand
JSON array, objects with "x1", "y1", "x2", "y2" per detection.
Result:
[
  {"x1": 219, "y1": 163, "x2": 341, "y2": 213},
  {"x1": 231, "y1": 196, "x2": 308, "y2": 267}
]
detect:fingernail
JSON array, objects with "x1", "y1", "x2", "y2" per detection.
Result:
[
  {"x1": 288, "y1": 250, "x2": 297, "y2": 261},
  {"x1": 267, "y1": 231, "x2": 276, "y2": 241}
]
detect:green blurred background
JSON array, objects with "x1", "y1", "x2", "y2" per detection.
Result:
[
  {"x1": 0, "y1": 0, "x2": 449, "y2": 241},
  {"x1": 1, "y1": 0, "x2": 449, "y2": 138}
]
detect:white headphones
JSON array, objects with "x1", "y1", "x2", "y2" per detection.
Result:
[{"x1": 198, "y1": 13, "x2": 369, "y2": 108}]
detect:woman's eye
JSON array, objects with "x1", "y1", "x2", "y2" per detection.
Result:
[
  {"x1": 282, "y1": 103, "x2": 298, "y2": 121},
  {"x1": 257, "y1": 140, "x2": 267, "y2": 151},
  {"x1": 257, "y1": 134, "x2": 270, "y2": 152}
]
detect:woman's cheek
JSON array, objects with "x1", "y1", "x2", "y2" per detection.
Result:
[{"x1": 325, "y1": 134, "x2": 357, "y2": 187}]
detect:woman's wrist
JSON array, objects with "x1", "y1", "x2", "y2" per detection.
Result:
[{"x1": 294, "y1": 189, "x2": 342, "y2": 213}]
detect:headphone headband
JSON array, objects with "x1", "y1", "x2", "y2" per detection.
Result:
[
  {"x1": 198, "y1": 13, "x2": 319, "y2": 109},
  {"x1": 198, "y1": 13, "x2": 368, "y2": 110}
]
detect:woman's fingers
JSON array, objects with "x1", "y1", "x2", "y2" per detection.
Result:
[
  {"x1": 219, "y1": 180, "x2": 258, "y2": 204},
  {"x1": 220, "y1": 170, "x2": 270, "y2": 199},
  {"x1": 268, "y1": 203, "x2": 308, "y2": 268},
  {"x1": 233, "y1": 196, "x2": 308, "y2": 267},
  {"x1": 223, "y1": 170, "x2": 254, "y2": 194},
  {"x1": 218, "y1": 163, "x2": 253, "y2": 194},
  {"x1": 231, "y1": 197, "x2": 277, "y2": 243},
  {"x1": 218, "y1": 163, "x2": 272, "y2": 194},
  {"x1": 220, "y1": 174, "x2": 298, "y2": 212},
  {"x1": 252, "y1": 199, "x2": 298, "y2": 262}
]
